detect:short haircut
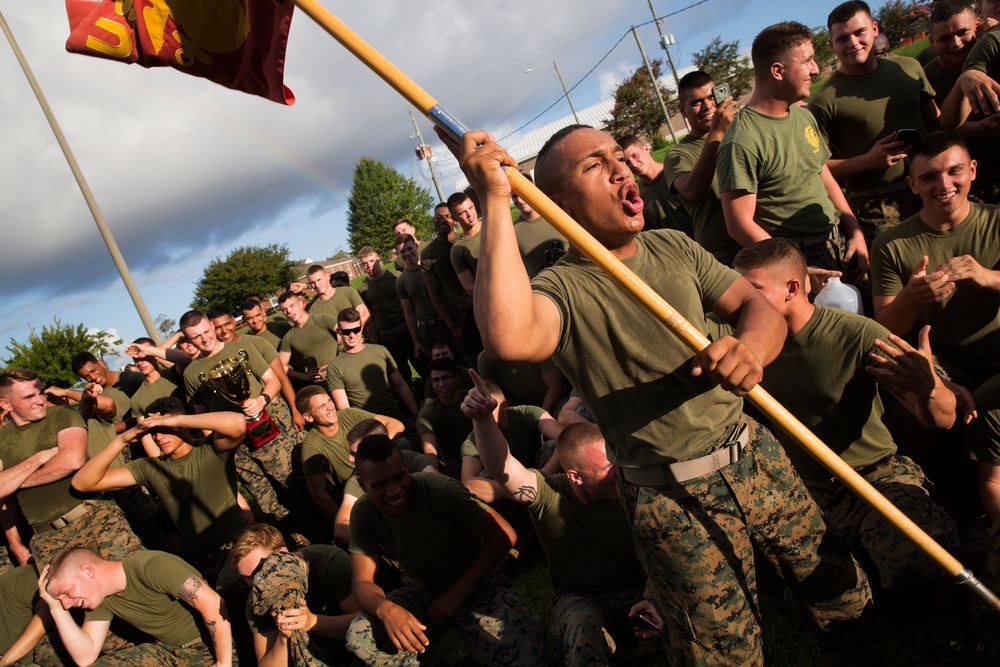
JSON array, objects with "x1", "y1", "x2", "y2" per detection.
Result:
[
  {"x1": 908, "y1": 131, "x2": 969, "y2": 172},
  {"x1": 277, "y1": 290, "x2": 303, "y2": 305},
  {"x1": 434, "y1": 202, "x2": 450, "y2": 212},
  {"x1": 535, "y1": 124, "x2": 592, "y2": 196},
  {"x1": 828, "y1": 0, "x2": 872, "y2": 30},
  {"x1": 428, "y1": 358, "x2": 458, "y2": 375},
  {"x1": 358, "y1": 245, "x2": 377, "y2": 259},
  {"x1": 144, "y1": 396, "x2": 185, "y2": 417},
  {"x1": 330, "y1": 272, "x2": 350, "y2": 287},
  {"x1": 47, "y1": 546, "x2": 99, "y2": 585},
  {"x1": 295, "y1": 385, "x2": 327, "y2": 415},
  {"x1": 394, "y1": 233, "x2": 416, "y2": 249},
  {"x1": 179, "y1": 310, "x2": 208, "y2": 330},
  {"x1": 230, "y1": 523, "x2": 286, "y2": 565},
  {"x1": 447, "y1": 192, "x2": 470, "y2": 209},
  {"x1": 347, "y1": 419, "x2": 389, "y2": 446},
  {"x1": 557, "y1": 422, "x2": 605, "y2": 469},
  {"x1": 306, "y1": 264, "x2": 327, "y2": 276},
  {"x1": 355, "y1": 433, "x2": 397, "y2": 464},
  {"x1": 616, "y1": 134, "x2": 643, "y2": 150},
  {"x1": 240, "y1": 297, "x2": 263, "y2": 314},
  {"x1": 337, "y1": 307, "x2": 362, "y2": 325},
  {"x1": 733, "y1": 238, "x2": 808, "y2": 283},
  {"x1": 131, "y1": 337, "x2": 155, "y2": 347},
  {"x1": 0, "y1": 368, "x2": 38, "y2": 395},
  {"x1": 430, "y1": 340, "x2": 455, "y2": 355},
  {"x1": 751, "y1": 22, "x2": 813, "y2": 74},
  {"x1": 392, "y1": 219, "x2": 413, "y2": 232},
  {"x1": 678, "y1": 70, "x2": 714, "y2": 99},
  {"x1": 206, "y1": 306, "x2": 230, "y2": 320},
  {"x1": 71, "y1": 352, "x2": 99, "y2": 374},
  {"x1": 931, "y1": 0, "x2": 975, "y2": 24}
]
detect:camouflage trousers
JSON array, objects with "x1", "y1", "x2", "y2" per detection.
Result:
[
  {"x1": 618, "y1": 415, "x2": 874, "y2": 667},
  {"x1": 30, "y1": 500, "x2": 144, "y2": 571},
  {"x1": 90, "y1": 638, "x2": 215, "y2": 666},
  {"x1": 235, "y1": 395, "x2": 302, "y2": 522},
  {"x1": 848, "y1": 187, "x2": 921, "y2": 249},
  {"x1": 550, "y1": 586, "x2": 669, "y2": 667},
  {"x1": 806, "y1": 454, "x2": 959, "y2": 592},
  {"x1": 346, "y1": 580, "x2": 544, "y2": 666}
]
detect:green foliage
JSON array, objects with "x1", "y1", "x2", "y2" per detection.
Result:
[
  {"x1": 192, "y1": 244, "x2": 296, "y2": 315},
  {"x1": 692, "y1": 36, "x2": 754, "y2": 101},
  {"x1": 4, "y1": 318, "x2": 121, "y2": 388},
  {"x1": 347, "y1": 157, "x2": 435, "y2": 259},
  {"x1": 812, "y1": 28, "x2": 835, "y2": 73},
  {"x1": 876, "y1": 0, "x2": 932, "y2": 46},
  {"x1": 606, "y1": 58, "x2": 678, "y2": 144},
  {"x1": 154, "y1": 314, "x2": 176, "y2": 339}
]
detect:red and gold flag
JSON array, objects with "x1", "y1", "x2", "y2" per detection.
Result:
[{"x1": 65, "y1": 0, "x2": 295, "y2": 105}]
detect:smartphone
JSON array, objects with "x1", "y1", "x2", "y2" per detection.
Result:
[
  {"x1": 893, "y1": 128, "x2": 918, "y2": 145},
  {"x1": 712, "y1": 83, "x2": 731, "y2": 106}
]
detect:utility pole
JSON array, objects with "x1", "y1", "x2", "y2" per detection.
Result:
[
  {"x1": 631, "y1": 26, "x2": 677, "y2": 144},
  {"x1": 408, "y1": 109, "x2": 446, "y2": 202},
  {"x1": 646, "y1": 0, "x2": 688, "y2": 132},
  {"x1": 551, "y1": 60, "x2": 580, "y2": 124}
]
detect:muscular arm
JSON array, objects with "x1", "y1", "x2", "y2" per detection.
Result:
[
  {"x1": 0, "y1": 613, "x2": 46, "y2": 667},
  {"x1": 351, "y1": 552, "x2": 428, "y2": 654},
  {"x1": 330, "y1": 389, "x2": 351, "y2": 412},
  {"x1": 420, "y1": 434, "x2": 441, "y2": 469},
  {"x1": 373, "y1": 414, "x2": 404, "y2": 438},
  {"x1": 21, "y1": 427, "x2": 87, "y2": 488},
  {"x1": 333, "y1": 493, "x2": 357, "y2": 546},
  {"x1": 455, "y1": 270, "x2": 475, "y2": 297},
  {"x1": 460, "y1": 456, "x2": 502, "y2": 503},
  {"x1": 0, "y1": 448, "x2": 59, "y2": 498},
  {"x1": 539, "y1": 367, "x2": 565, "y2": 414},
  {"x1": 157, "y1": 412, "x2": 247, "y2": 452},
  {"x1": 977, "y1": 461, "x2": 1000, "y2": 519},
  {"x1": 399, "y1": 297, "x2": 422, "y2": 353},
  {"x1": 178, "y1": 574, "x2": 233, "y2": 666},
  {"x1": 71, "y1": 429, "x2": 138, "y2": 493},
  {"x1": 721, "y1": 190, "x2": 771, "y2": 247},
  {"x1": 389, "y1": 370, "x2": 419, "y2": 417},
  {"x1": 422, "y1": 273, "x2": 461, "y2": 336},
  {"x1": 305, "y1": 474, "x2": 339, "y2": 524}
]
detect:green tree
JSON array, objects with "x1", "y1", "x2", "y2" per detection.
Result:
[
  {"x1": 346, "y1": 157, "x2": 434, "y2": 259},
  {"x1": 605, "y1": 58, "x2": 677, "y2": 144},
  {"x1": 192, "y1": 244, "x2": 296, "y2": 315},
  {"x1": 692, "y1": 37, "x2": 754, "y2": 101},
  {"x1": 812, "y1": 28, "x2": 835, "y2": 74},
  {"x1": 4, "y1": 318, "x2": 120, "y2": 388},
  {"x1": 154, "y1": 314, "x2": 176, "y2": 339},
  {"x1": 875, "y1": 0, "x2": 932, "y2": 46}
]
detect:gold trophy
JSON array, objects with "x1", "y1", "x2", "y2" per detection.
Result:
[{"x1": 199, "y1": 350, "x2": 280, "y2": 449}]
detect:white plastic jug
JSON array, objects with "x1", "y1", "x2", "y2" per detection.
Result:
[{"x1": 814, "y1": 277, "x2": 863, "y2": 314}]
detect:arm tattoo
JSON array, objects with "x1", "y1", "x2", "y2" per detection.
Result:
[
  {"x1": 177, "y1": 575, "x2": 203, "y2": 605},
  {"x1": 204, "y1": 618, "x2": 217, "y2": 642},
  {"x1": 512, "y1": 485, "x2": 536, "y2": 503}
]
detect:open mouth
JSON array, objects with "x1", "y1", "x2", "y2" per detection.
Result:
[{"x1": 621, "y1": 182, "x2": 644, "y2": 216}]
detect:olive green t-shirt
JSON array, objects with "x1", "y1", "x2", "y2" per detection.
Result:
[
  {"x1": 248, "y1": 320, "x2": 293, "y2": 351},
  {"x1": 637, "y1": 170, "x2": 694, "y2": 237},
  {"x1": 759, "y1": 306, "x2": 896, "y2": 478},
  {"x1": 343, "y1": 450, "x2": 438, "y2": 499},
  {"x1": 968, "y1": 373, "x2": 1000, "y2": 465},
  {"x1": 279, "y1": 314, "x2": 340, "y2": 372},
  {"x1": 130, "y1": 366, "x2": 185, "y2": 418},
  {"x1": 86, "y1": 417, "x2": 127, "y2": 468},
  {"x1": 870, "y1": 202, "x2": 1000, "y2": 361},
  {"x1": 461, "y1": 405, "x2": 547, "y2": 467},
  {"x1": 513, "y1": 216, "x2": 567, "y2": 279},
  {"x1": 231, "y1": 334, "x2": 279, "y2": 365},
  {"x1": 958, "y1": 29, "x2": 1000, "y2": 170},
  {"x1": 420, "y1": 237, "x2": 467, "y2": 309},
  {"x1": 0, "y1": 405, "x2": 86, "y2": 524},
  {"x1": 529, "y1": 471, "x2": 644, "y2": 594},
  {"x1": 0, "y1": 565, "x2": 39, "y2": 654},
  {"x1": 105, "y1": 371, "x2": 144, "y2": 422},
  {"x1": 246, "y1": 545, "x2": 352, "y2": 633},
  {"x1": 450, "y1": 229, "x2": 482, "y2": 278},
  {"x1": 416, "y1": 394, "x2": 473, "y2": 469},
  {"x1": 664, "y1": 134, "x2": 740, "y2": 256},
  {"x1": 924, "y1": 56, "x2": 960, "y2": 110},
  {"x1": 184, "y1": 341, "x2": 271, "y2": 412},
  {"x1": 477, "y1": 351, "x2": 556, "y2": 408},
  {"x1": 307, "y1": 286, "x2": 364, "y2": 319},
  {"x1": 717, "y1": 105, "x2": 837, "y2": 237},
  {"x1": 127, "y1": 443, "x2": 244, "y2": 560},
  {"x1": 809, "y1": 56, "x2": 934, "y2": 191},
  {"x1": 350, "y1": 473, "x2": 487, "y2": 586},
  {"x1": 85, "y1": 551, "x2": 204, "y2": 646},
  {"x1": 326, "y1": 344, "x2": 403, "y2": 416},
  {"x1": 300, "y1": 408, "x2": 375, "y2": 489},
  {"x1": 532, "y1": 230, "x2": 744, "y2": 467},
  {"x1": 359, "y1": 271, "x2": 405, "y2": 332},
  {"x1": 395, "y1": 266, "x2": 437, "y2": 323}
]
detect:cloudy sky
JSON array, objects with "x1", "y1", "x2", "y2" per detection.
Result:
[{"x1": 0, "y1": 0, "x2": 886, "y2": 365}]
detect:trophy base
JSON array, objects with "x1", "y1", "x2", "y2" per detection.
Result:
[{"x1": 246, "y1": 409, "x2": 281, "y2": 449}]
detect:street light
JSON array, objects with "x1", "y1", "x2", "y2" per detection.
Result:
[{"x1": 525, "y1": 59, "x2": 580, "y2": 124}]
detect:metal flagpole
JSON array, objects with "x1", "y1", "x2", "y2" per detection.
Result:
[
  {"x1": 290, "y1": 0, "x2": 1000, "y2": 610},
  {"x1": 0, "y1": 10, "x2": 162, "y2": 344}
]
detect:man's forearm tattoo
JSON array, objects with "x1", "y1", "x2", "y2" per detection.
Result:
[{"x1": 513, "y1": 485, "x2": 536, "y2": 503}]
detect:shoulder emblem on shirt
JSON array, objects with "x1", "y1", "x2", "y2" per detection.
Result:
[{"x1": 804, "y1": 126, "x2": 820, "y2": 153}]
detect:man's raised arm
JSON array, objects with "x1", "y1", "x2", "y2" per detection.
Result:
[{"x1": 438, "y1": 129, "x2": 560, "y2": 363}]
